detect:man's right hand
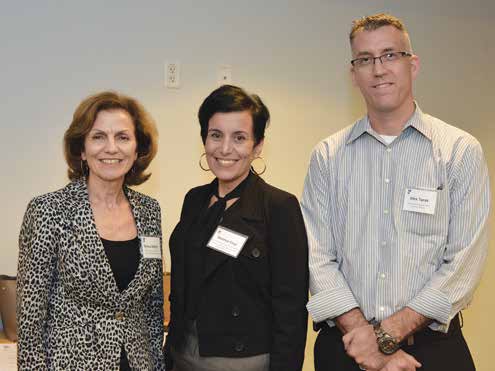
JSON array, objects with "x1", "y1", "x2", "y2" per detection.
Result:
[
  {"x1": 335, "y1": 308, "x2": 421, "y2": 371},
  {"x1": 342, "y1": 324, "x2": 385, "y2": 369}
]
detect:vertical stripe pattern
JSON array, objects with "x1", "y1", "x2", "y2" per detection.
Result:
[{"x1": 301, "y1": 106, "x2": 490, "y2": 332}]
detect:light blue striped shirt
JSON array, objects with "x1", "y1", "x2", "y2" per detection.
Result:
[{"x1": 301, "y1": 106, "x2": 490, "y2": 332}]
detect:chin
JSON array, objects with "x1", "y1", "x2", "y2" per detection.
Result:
[
  {"x1": 90, "y1": 172, "x2": 127, "y2": 183},
  {"x1": 213, "y1": 172, "x2": 238, "y2": 183},
  {"x1": 373, "y1": 100, "x2": 400, "y2": 113}
]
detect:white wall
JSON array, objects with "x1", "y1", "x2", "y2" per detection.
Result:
[{"x1": 1, "y1": 1, "x2": 494, "y2": 369}]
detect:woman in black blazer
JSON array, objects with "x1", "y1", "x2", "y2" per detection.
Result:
[
  {"x1": 165, "y1": 85, "x2": 309, "y2": 371},
  {"x1": 17, "y1": 91, "x2": 165, "y2": 370}
]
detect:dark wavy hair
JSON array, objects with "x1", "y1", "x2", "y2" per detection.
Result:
[
  {"x1": 198, "y1": 85, "x2": 270, "y2": 145},
  {"x1": 63, "y1": 91, "x2": 158, "y2": 186}
]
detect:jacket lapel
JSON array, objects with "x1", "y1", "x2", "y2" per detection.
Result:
[
  {"x1": 66, "y1": 180, "x2": 120, "y2": 303},
  {"x1": 121, "y1": 187, "x2": 159, "y2": 300},
  {"x1": 202, "y1": 174, "x2": 265, "y2": 280}
]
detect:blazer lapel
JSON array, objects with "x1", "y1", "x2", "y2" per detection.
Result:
[
  {"x1": 67, "y1": 180, "x2": 120, "y2": 303},
  {"x1": 202, "y1": 174, "x2": 265, "y2": 280},
  {"x1": 122, "y1": 187, "x2": 163, "y2": 302}
]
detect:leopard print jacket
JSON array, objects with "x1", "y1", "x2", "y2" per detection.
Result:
[{"x1": 17, "y1": 179, "x2": 165, "y2": 370}]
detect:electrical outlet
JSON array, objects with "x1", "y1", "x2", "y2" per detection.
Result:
[{"x1": 165, "y1": 61, "x2": 181, "y2": 88}]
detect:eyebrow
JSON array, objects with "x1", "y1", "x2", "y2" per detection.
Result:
[
  {"x1": 207, "y1": 129, "x2": 250, "y2": 138},
  {"x1": 354, "y1": 47, "x2": 397, "y2": 57},
  {"x1": 208, "y1": 129, "x2": 248, "y2": 134},
  {"x1": 89, "y1": 129, "x2": 132, "y2": 135}
]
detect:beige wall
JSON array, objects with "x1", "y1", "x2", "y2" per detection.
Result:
[{"x1": 1, "y1": 1, "x2": 493, "y2": 369}]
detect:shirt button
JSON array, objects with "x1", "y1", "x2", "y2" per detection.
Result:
[
  {"x1": 251, "y1": 248, "x2": 261, "y2": 258},
  {"x1": 383, "y1": 209, "x2": 389, "y2": 215},
  {"x1": 386, "y1": 148, "x2": 392, "y2": 153},
  {"x1": 384, "y1": 178, "x2": 390, "y2": 184},
  {"x1": 381, "y1": 241, "x2": 387, "y2": 247},
  {"x1": 235, "y1": 342, "x2": 244, "y2": 352},
  {"x1": 115, "y1": 311, "x2": 124, "y2": 321},
  {"x1": 232, "y1": 306, "x2": 240, "y2": 318},
  {"x1": 379, "y1": 273, "x2": 386, "y2": 279},
  {"x1": 379, "y1": 306, "x2": 385, "y2": 312}
]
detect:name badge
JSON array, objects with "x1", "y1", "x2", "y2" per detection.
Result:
[
  {"x1": 403, "y1": 188, "x2": 437, "y2": 215},
  {"x1": 207, "y1": 226, "x2": 248, "y2": 258},
  {"x1": 140, "y1": 236, "x2": 162, "y2": 259}
]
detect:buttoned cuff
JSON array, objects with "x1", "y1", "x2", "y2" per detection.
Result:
[
  {"x1": 407, "y1": 287, "x2": 452, "y2": 331},
  {"x1": 307, "y1": 287, "x2": 359, "y2": 323}
]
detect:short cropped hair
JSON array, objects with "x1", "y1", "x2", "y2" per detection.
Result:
[
  {"x1": 198, "y1": 85, "x2": 270, "y2": 145},
  {"x1": 64, "y1": 91, "x2": 158, "y2": 186},
  {"x1": 350, "y1": 13, "x2": 412, "y2": 51}
]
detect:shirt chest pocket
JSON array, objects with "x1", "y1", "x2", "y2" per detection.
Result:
[{"x1": 398, "y1": 187, "x2": 449, "y2": 239}]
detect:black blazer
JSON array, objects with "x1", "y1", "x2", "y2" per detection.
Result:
[{"x1": 165, "y1": 174, "x2": 308, "y2": 371}]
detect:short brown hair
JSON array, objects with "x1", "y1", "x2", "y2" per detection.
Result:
[
  {"x1": 64, "y1": 91, "x2": 158, "y2": 186},
  {"x1": 350, "y1": 13, "x2": 412, "y2": 50}
]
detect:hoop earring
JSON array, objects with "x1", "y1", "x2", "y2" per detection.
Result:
[
  {"x1": 199, "y1": 153, "x2": 210, "y2": 171},
  {"x1": 80, "y1": 160, "x2": 89, "y2": 178},
  {"x1": 250, "y1": 156, "x2": 266, "y2": 175}
]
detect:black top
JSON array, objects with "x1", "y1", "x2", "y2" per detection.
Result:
[
  {"x1": 101, "y1": 237, "x2": 140, "y2": 292},
  {"x1": 101, "y1": 237, "x2": 140, "y2": 371},
  {"x1": 165, "y1": 173, "x2": 309, "y2": 370},
  {"x1": 184, "y1": 172, "x2": 252, "y2": 320}
]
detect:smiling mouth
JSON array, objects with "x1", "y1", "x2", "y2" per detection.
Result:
[
  {"x1": 373, "y1": 82, "x2": 393, "y2": 89},
  {"x1": 216, "y1": 158, "x2": 238, "y2": 166},
  {"x1": 99, "y1": 159, "x2": 122, "y2": 164}
]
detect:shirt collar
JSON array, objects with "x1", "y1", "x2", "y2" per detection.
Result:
[{"x1": 346, "y1": 103, "x2": 433, "y2": 144}]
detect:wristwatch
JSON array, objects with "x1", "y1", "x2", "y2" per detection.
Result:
[{"x1": 370, "y1": 319, "x2": 400, "y2": 355}]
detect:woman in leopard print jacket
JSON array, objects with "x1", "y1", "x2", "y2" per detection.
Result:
[{"x1": 17, "y1": 91, "x2": 165, "y2": 370}]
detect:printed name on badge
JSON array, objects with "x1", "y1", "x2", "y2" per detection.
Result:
[
  {"x1": 207, "y1": 226, "x2": 248, "y2": 258},
  {"x1": 403, "y1": 188, "x2": 438, "y2": 215},
  {"x1": 140, "y1": 236, "x2": 161, "y2": 259}
]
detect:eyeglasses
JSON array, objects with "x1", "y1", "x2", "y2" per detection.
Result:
[{"x1": 351, "y1": 51, "x2": 412, "y2": 68}]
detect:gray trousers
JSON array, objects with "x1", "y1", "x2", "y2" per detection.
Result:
[{"x1": 170, "y1": 321, "x2": 270, "y2": 371}]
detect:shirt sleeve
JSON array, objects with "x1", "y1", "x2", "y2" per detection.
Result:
[
  {"x1": 407, "y1": 138, "x2": 490, "y2": 329},
  {"x1": 17, "y1": 197, "x2": 58, "y2": 370},
  {"x1": 301, "y1": 142, "x2": 360, "y2": 323}
]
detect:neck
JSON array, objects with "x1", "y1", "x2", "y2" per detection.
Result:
[
  {"x1": 86, "y1": 175, "x2": 126, "y2": 209},
  {"x1": 217, "y1": 171, "x2": 250, "y2": 198},
  {"x1": 368, "y1": 100, "x2": 416, "y2": 136}
]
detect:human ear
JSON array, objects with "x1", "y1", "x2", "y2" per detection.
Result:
[
  {"x1": 410, "y1": 54, "x2": 420, "y2": 80},
  {"x1": 253, "y1": 138, "x2": 264, "y2": 157}
]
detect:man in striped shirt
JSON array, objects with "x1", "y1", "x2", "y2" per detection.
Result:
[{"x1": 301, "y1": 13, "x2": 490, "y2": 371}]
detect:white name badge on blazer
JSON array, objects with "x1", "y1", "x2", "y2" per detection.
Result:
[
  {"x1": 403, "y1": 188, "x2": 437, "y2": 215},
  {"x1": 207, "y1": 226, "x2": 248, "y2": 258},
  {"x1": 140, "y1": 236, "x2": 161, "y2": 259}
]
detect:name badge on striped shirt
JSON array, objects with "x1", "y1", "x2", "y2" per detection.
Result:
[{"x1": 403, "y1": 188, "x2": 437, "y2": 215}]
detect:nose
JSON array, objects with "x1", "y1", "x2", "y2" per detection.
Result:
[
  {"x1": 372, "y1": 57, "x2": 387, "y2": 76},
  {"x1": 104, "y1": 137, "x2": 118, "y2": 153},
  {"x1": 220, "y1": 137, "x2": 233, "y2": 155}
]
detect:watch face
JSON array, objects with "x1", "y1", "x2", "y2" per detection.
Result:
[{"x1": 379, "y1": 336, "x2": 399, "y2": 355}]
